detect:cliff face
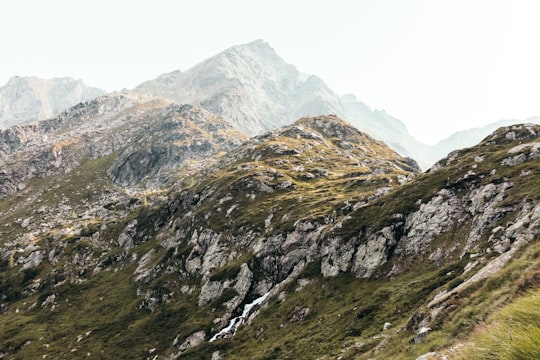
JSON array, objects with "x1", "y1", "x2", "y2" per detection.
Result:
[
  {"x1": 0, "y1": 76, "x2": 105, "y2": 129},
  {"x1": 0, "y1": 101, "x2": 538, "y2": 358}
]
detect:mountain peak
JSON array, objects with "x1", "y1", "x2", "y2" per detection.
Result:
[
  {"x1": 227, "y1": 39, "x2": 274, "y2": 54},
  {"x1": 240, "y1": 38, "x2": 271, "y2": 49},
  {"x1": 211, "y1": 39, "x2": 283, "y2": 69},
  {"x1": 134, "y1": 40, "x2": 343, "y2": 136}
]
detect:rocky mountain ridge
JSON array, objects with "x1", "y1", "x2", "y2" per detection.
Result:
[
  {"x1": 0, "y1": 92, "x2": 247, "y2": 198},
  {"x1": 0, "y1": 76, "x2": 105, "y2": 129},
  {"x1": 430, "y1": 116, "x2": 540, "y2": 164},
  {"x1": 0, "y1": 91, "x2": 538, "y2": 360},
  {"x1": 2, "y1": 42, "x2": 538, "y2": 170},
  {"x1": 134, "y1": 40, "x2": 540, "y2": 169}
]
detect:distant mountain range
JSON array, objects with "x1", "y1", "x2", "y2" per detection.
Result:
[
  {"x1": 1, "y1": 40, "x2": 539, "y2": 168},
  {"x1": 0, "y1": 76, "x2": 105, "y2": 129}
]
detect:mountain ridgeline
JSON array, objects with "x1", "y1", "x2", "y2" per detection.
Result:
[
  {"x1": 2, "y1": 41, "x2": 539, "y2": 168},
  {"x1": 0, "y1": 76, "x2": 105, "y2": 129},
  {"x1": 134, "y1": 40, "x2": 437, "y2": 167},
  {"x1": 0, "y1": 93, "x2": 247, "y2": 198},
  {"x1": 132, "y1": 40, "x2": 540, "y2": 169},
  {"x1": 0, "y1": 82, "x2": 538, "y2": 359}
]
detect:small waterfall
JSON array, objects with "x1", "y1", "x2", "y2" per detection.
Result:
[{"x1": 209, "y1": 292, "x2": 270, "y2": 342}]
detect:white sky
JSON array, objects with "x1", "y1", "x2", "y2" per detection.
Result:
[{"x1": 1, "y1": 0, "x2": 540, "y2": 144}]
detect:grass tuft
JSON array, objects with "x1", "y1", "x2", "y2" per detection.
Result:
[{"x1": 458, "y1": 288, "x2": 540, "y2": 359}]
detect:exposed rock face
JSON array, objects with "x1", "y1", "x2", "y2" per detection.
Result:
[
  {"x1": 106, "y1": 103, "x2": 247, "y2": 187},
  {"x1": 0, "y1": 93, "x2": 247, "y2": 197},
  {"x1": 0, "y1": 76, "x2": 105, "y2": 129},
  {"x1": 135, "y1": 40, "x2": 344, "y2": 135}
]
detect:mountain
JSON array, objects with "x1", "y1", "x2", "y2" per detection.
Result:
[
  {"x1": 0, "y1": 76, "x2": 105, "y2": 129},
  {"x1": 135, "y1": 40, "x2": 540, "y2": 170},
  {"x1": 4, "y1": 43, "x2": 538, "y2": 171},
  {"x1": 0, "y1": 92, "x2": 247, "y2": 198},
  {"x1": 135, "y1": 39, "x2": 344, "y2": 136},
  {"x1": 134, "y1": 39, "x2": 438, "y2": 167},
  {"x1": 0, "y1": 99, "x2": 538, "y2": 360},
  {"x1": 131, "y1": 40, "x2": 444, "y2": 169},
  {"x1": 428, "y1": 116, "x2": 540, "y2": 165},
  {"x1": 341, "y1": 94, "x2": 432, "y2": 168}
]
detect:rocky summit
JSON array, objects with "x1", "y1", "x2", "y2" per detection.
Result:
[
  {"x1": 0, "y1": 90, "x2": 539, "y2": 360},
  {"x1": 135, "y1": 40, "x2": 345, "y2": 136}
]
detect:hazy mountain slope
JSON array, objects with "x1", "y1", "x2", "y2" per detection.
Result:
[
  {"x1": 134, "y1": 40, "x2": 435, "y2": 167},
  {"x1": 4, "y1": 43, "x2": 538, "y2": 171},
  {"x1": 0, "y1": 113, "x2": 538, "y2": 360},
  {"x1": 0, "y1": 76, "x2": 105, "y2": 129},
  {"x1": 429, "y1": 116, "x2": 540, "y2": 165},
  {"x1": 135, "y1": 40, "x2": 344, "y2": 135},
  {"x1": 341, "y1": 94, "x2": 432, "y2": 168}
]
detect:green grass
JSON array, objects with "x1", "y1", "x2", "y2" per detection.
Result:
[
  {"x1": 181, "y1": 267, "x2": 473, "y2": 360},
  {"x1": 458, "y1": 288, "x2": 540, "y2": 360},
  {"x1": 0, "y1": 259, "x2": 220, "y2": 359}
]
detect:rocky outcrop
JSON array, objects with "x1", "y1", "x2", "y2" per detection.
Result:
[
  {"x1": 0, "y1": 93, "x2": 248, "y2": 198},
  {"x1": 107, "y1": 103, "x2": 246, "y2": 187}
]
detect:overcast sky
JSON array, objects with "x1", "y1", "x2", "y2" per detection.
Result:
[{"x1": 1, "y1": 0, "x2": 539, "y2": 144}]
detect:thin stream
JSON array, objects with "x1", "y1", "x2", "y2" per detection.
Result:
[{"x1": 209, "y1": 292, "x2": 270, "y2": 342}]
